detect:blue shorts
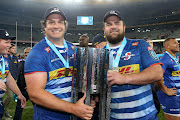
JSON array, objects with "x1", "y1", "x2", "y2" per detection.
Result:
[
  {"x1": 33, "y1": 104, "x2": 71, "y2": 120},
  {"x1": 157, "y1": 90, "x2": 180, "y2": 116}
]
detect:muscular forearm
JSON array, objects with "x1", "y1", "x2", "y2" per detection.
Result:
[
  {"x1": 28, "y1": 89, "x2": 74, "y2": 114},
  {"x1": 126, "y1": 64, "x2": 163, "y2": 85}
]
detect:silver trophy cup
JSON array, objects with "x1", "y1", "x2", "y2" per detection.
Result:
[{"x1": 71, "y1": 47, "x2": 111, "y2": 120}]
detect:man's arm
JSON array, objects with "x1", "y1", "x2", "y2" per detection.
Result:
[
  {"x1": 156, "y1": 79, "x2": 177, "y2": 96},
  {"x1": 107, "y1": 64, "x2": 163, "y2": 86},
  {"x1": 25, "y1": 72, "x2": 93, "y2": 120},
  {"x1": 6, "y1": 72, "x2": 26, "y2": 108}
]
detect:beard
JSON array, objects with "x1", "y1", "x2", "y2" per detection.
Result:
[{"x1": 106, "y1": 32, "x2": 125, "y2": 44}]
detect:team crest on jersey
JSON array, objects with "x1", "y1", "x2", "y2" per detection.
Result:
[
  {"x1": 71, "y1": 45, "x2": 76, "y2": 50},
  {"x1": 131, "y1": 42, "x2": 139, "y2": 46},
  {"x1": 148, "y1": 47, "x2": 159, "y2": 60},
  {"x1": 3, "y1": 55, "x2": 8, "y2": 58},
  {"x1": 45, "y1": 47, "x2": 51, "y2": 53},
  {"x1": 5, "y1": 61, "x2": 8, "y2": 67},
  {"x1": 121, "y1": 52, "x2": 135, "y2": 60}
]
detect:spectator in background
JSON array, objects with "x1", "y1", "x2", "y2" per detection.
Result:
[
  {"x1": 14, "y1": 47, "x2": 32, "y2": 120},
  {"x1": 92, "y1": 33, "x2": 107, "y2": 48},
  {"x1": 79, "y1": 34, "x2": 89, "y2": 47},
  {"x1": 144, "y1": 37, "x2": 161, "y2": 114},
  {"x1": 156, "y1": 38, "x2": 180, "y2": 120},
  {"x1": 0, "y1": 29, "x2": 26, "y2": 119},
  {"x1": 3, "y1": 43, "x2": 19, "y2": 118}
]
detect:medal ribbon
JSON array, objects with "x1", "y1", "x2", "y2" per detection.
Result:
[
  {"x1": 45, "y1": 37, "x2": 69, "y2": 68},
  {"x1": 165, "y1": 51, "x2": 180, "y2": 70},
  {"x1": 106, "y1": 37, "x2": 127, "y2": 68},
  {"x1": 0, "y1": 55, "x2": 5, "y2": 74}
]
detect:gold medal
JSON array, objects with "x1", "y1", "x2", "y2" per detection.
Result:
[
  {"x1": 65, "y1": 68, "x2": 69, "y2": 77},
  {"x1": 2, "y1": 74, "x2": 5, "y2": 80},
  {"x1": 112, "y1": 67, "x2": 119, "y2": 72}
]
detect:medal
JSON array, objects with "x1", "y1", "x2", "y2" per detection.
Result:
[
  {"x1": 65, "y1": 68, "x2": 69, "y2": 77},
  {"x1": 112, "y1": 67, "x2": 119, "y2": 72},
  {"x1": 45, "y1": 37, "x2": 70, "y2": 77},
  {"x1": 2, "y1": 74, "x2": 5, "y2": 80}
]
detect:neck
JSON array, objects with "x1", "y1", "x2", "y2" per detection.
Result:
[
  {"x1": 46, "y1": 36, "x2": 64, "y2": 46},
  {"x1": 108, "y1": 41, "x2": 123, "y2": 47},
  {"x1": 9, "y1": 53, "x2": 13, "y2": 57},
  {"x1": 167, "y1": 50, "x2": 176, "y2": 57}
]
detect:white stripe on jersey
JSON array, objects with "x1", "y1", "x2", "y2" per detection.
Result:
[
  {"x1": 62, "y1": 97, "x2": 72, "y2": 102},
  {"x1": 111, "y1": 94, "x2": 153, "y2": 109},
  {"x1": 111, "y1": 84, "x2": 151, "y2": 99},
  {"x1": 46, "y1": 86, "x2": 72, "y2": 95},
  {"x1": 47, "y1": 77, "x2": 72, "y2": 86},
  {"x1": 111, "y1": 104, "x2": 156, "y2": 119}
]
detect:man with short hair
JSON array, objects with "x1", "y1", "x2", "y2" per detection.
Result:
[
  {"x1": 103, "y1": 10, "x2": 163, "y2": 119},
  {"x1": 25, "y1": 7, "x2": 93, "y2": 120},
  {"x1": 156, "y1": 38, "x2": 180, "y2": 120},
  {"x1": 79, "y1": 34, "x2": 89, "y2": 47},
  {"x1": 14, "y1": 47, "x2": 32, "y2": 120},
  {"x1": 0, "y1": 29, "x2": 26, "y2": 119},
  {"x1": 3, "y1": 43, "x2": 19, "y2": 118},
  {"x1": 92, "y1": 33, "x2": 107, "y2": 48}
]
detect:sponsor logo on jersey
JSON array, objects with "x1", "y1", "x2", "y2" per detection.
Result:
[
  {"x1": 45, "y1": 47, "x2": 51, "y2": 53},
  {"x1": 121, "y1": 52, "x2": 135, "y2": 60},
  {"x1": 49, "y1": 66, "x2": 76, "y2": 80},
  {"x1": 117, "y1": 64, "x2": 140, "y2": 75},
  {"x1": 14, "y1": 60, "x2": 17, "y2": 64},
  {"x1": 131, "y1": 42, "x2": 139, "y2": 46},
  {"x1": 0, "y1": 70, "x2": 9, "y2": 78},
  {"x1": 172, "y1": 70, "x2": 180, "y2": 76},
  {"x1": 59, "y1": 50, "x2": 66, "y2": 53},
  {"x1": 148, "y1": 47, "x2": 159, "y2": 60}
]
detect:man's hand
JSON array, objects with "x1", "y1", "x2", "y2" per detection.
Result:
[
  {"x1": 0, "y1": 80, "x2": 7, "y2": 91},
  {"x1": 164, "y1": 87, "x2": 177, "y2": 96},
  {"x1": 17, "y1": 94, "x2": 26, "y2": 108},
  {"x1": 107, "y1": 70, "x2": 127, "y2": 87},
  {"x1": 72, "y1": 93, "x2": 94, "y2": 120}
]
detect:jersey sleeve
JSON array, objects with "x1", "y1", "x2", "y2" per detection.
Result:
[
  {"x1": 24, "y1": 48, "x2": 47, "y2": 74},
  {"x1": 140, "y1": 40, "x2": 161, "y2": 69},
  {"x1": 159, "y1": 54, "x2": 169, "y2": 72}
]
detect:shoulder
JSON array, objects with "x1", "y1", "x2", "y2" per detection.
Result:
[{"x1": 125, "y1": 38, "x2": 149, "y2": 49}]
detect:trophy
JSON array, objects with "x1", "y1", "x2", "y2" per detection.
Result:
[{"x1": 71, "y1": 47, "x2": 111, "y2": 120}]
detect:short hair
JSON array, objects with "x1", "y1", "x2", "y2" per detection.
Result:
[
  {"x1": 40, "y1": 20, "x2": 68, "y2": 34},
  {"x1": 144, "y1": 37, "x2": 151, "y2": 41},
  {"x1": 24, "y1": 47, "x2": 32, "y2": 53},
  {"x1": 79, "y1": 34, "x2": 89, "y2": 41},
  {"x1": 9, "y1": 43, "x2": 15, "y2": 49},
  {"x1": 163, "y1": 38, "x2": 175, "y2": 47}
]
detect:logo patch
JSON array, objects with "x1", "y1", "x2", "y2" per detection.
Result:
[
  {"x1": 148, "y1": 47, "x2": 159, "y2": 60},
  {"x1": 131, "y1": 42, "x2": 139, "y2": 46},
  {"x1": 45, "y1": 47, "x2": 51, "y2": 53},
  {"x1": 118, "y1": 64, "x2": 140, "y2": 75},
  {"x1": 121, "y1": 52, "x2": 135, "y2": 60}
]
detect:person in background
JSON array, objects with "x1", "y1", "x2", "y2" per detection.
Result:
[
  {"x1": 156, "y1": 38, "x2": 180, "y2": 120},
  {"x1": 144, "y1": 37, "x2": 161, "y2": 114},
  {"x1": 79, "y1": 34, "x2": 89, "y2": 47},
  {"x1": 24, "y1": 7, "x2": 93, "y2": 120},
  {"x1": 3, "y1": 43, "x2": 19, "y2": 118},
  {"x1": 92, "y1": 33, "x2": 107, "y2": 48},
  {"x1": 103, "y1": 10, "x2": 163, "y2": 120},
  {"x1": 14, "y1": 47, "x2": 32, "y2": 120},
  {"x1": 0, "y1": 29, "x2": 26, "y2": 119}
]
